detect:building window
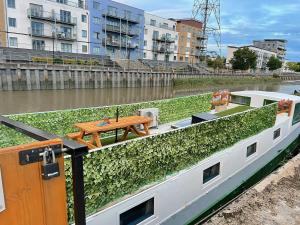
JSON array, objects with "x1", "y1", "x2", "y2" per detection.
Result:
[
  {"x1": 203, "y1": 162, "x2": 220, "y2": 184},
  {"x1": 93, "y1": 17, "x2": 101, "y2": 25},
  {"x1": 7, "y1": 0, "x2": 15, "y2": 8},
  {"x1": 145, "y1": 29, "x2": 148, "y2": 35},
  {"x1": 93, "y1": 32, "x2": 100, "y2": 40},
  {"x1": 273, "y1": 128, "x2": 281, "y2": 140},
  {"x1": 82, "y1": 45, "x2": 87, "y2": 53},
  {"x1": 124, "y1": 10, "x2": 131, "y2": 20},
  {"x1": 144, "y1": 40, "x2": 147, "y2": 47},
  {"x1": 32, "y1": 40, "x2": 45, "y2": 50},
  {"x1": 120, "y1": 198, "x2": 154, "y2": 225},
  {"x1": 61, "y1": 43, "x2": 72, "y2": 53},
  {"x1": 56, "y1": 0, "x2": 67, "y2": 4},
  {"x1": 108, "y1": 6, "x2": 117, "y2": 16},
  {"x1": 93, "y1": 1, "x2": 100, "y2": 10},
  {"x1": 60, "y1": 26, "x2": 72, "y2": 39},
  {"x1": 247, "y1": 143, "x2": 257, "y2": 157},
  {"x1": 60, "y1": 10, "x2": 71, "y2": 23},
  {"x1": 82, "y1": 15, "x2": 87, "y2": 23},
  {"x1": 231, "y1": 95, "x2": 251, "y2": 106},
  {"x1": 93, "y1": 47, "x2": 101, "y2": 54},
  {"x1": 150, "y1": 19, "x2": 156, "y2": 26},
  {"x1": 82, "y1": 30, "x2": 87, "y2": 38},
  {"x1": 292, "y1": 103, "x2": 300, "y2": 125},
  {"x1": 144, "y1": 52, "x2": 146, "y2": 58},
  {"x1": 8, "y1": 18, "x2": 16, "y2": 27},
  {"x1": 31, "y1": 21, "x2": 44, "y2": 36},
  {"x1": 9, "y1": 37, "x2": 18, "y2": 47}
]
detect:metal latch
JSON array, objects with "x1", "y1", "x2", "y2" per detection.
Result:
[{"x1": 0, "y1": 167, "x2": 6, "y2": 212}]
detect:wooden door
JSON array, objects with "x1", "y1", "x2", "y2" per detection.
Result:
[{"x1": 0, "y1": 139, "x2": 68, "y2": 225}]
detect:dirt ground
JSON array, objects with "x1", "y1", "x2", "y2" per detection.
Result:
[{"x1": 203, "y1": 154, "x2": 300, "y2": 225}]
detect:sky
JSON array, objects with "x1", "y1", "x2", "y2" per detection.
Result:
[{"x1": 117, "y1": 0, "x2": 300, "y2": 61}]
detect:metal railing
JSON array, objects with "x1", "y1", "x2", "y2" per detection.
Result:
[
  {"x1": 102, "y1": 10, "x2": 141, "y2": 24},
  {"x1": 102, "y1": 24, "x2": 139, "y2": 36},
  {"x1": 27, "y1": 8, "x2": 77, "y2": 25}
]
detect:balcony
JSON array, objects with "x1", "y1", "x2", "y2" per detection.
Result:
[
  {"x1": 152, "y1": 46, "x2": 174, "y2": 54},
  {"x1": 102, "y1": 38, "x2": 138, "y2": 49},
  {"x1": 27, "y1": 9, "x2": 77, "y2": 26},
  {"x1": 102, "y1": 24, "x2": 139, "y2": 36},
  {"x1": 48, "y1": 0, "x2": 87, "y2": 9},
  {"x1": 102, "y1": 10, "x2": 140, "y2": 24},
  {"x1": 196, "y1": 33, "x2": 207, "y2": 40},
  {"x1": 152, "y1": 35, "x2": 175, "y2": 43},
  {"x1": 28, "y1": 27, "x2": 77, "y2": 41}
]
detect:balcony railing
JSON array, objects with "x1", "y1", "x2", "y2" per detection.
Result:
[
  {"x1": 102, "y1": 10, "x2": 140, "y2": 24},
  {"x1": 152, "y1": 46, "x2": 174, "y2": 54},
  {"x1": 27, "y1": 8, "x2": 77, "y2": 26},
  {"x1": 102, "y1": 38, "x2": 138, "y2": 49},
  {"x1": 28, "y1": 27, "x2": 77, "y2": 41},
  {"x1": 146, "y1": 23, "x2": 176, "y2": 31},
  {"x1": 102, "y1": 24, "x2": 139, "y2": 36},
  {"x1": 48, "y1": 0, "x2": 87, "y2": 9},
  {"x1": 152, "y1": 35, "x2": 175, "y2": 43}
]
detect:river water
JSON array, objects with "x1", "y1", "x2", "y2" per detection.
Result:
[{"x1": 1, "y1": 81, "x2": 300, "y2": 115}]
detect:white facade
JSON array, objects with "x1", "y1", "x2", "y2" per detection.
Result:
[
  {"x1": 226, "y1": 45, "x2": 277, "y2": 70},
  {"x1": 143, "y1": 13, "x2": 178, "y2": 62},
  {"x1": 5, "y1": 0, "x2": 89, "y2": 54}
]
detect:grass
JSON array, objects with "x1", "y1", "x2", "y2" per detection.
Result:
[
  {"x1": 173, "y1": 77, "x2": 281, "y2": 88},
  {"x1": 215, "y1": 105, "x2": 253, "y2": 117}
]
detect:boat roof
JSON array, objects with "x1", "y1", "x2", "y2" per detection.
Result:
[{"x1": 232, "y1": 91, "x2": 300, "y2": 102}]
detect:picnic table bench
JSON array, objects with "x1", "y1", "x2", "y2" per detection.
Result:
[{"x1": 67, "y1": 116, "x2": 152, "y2": 149}]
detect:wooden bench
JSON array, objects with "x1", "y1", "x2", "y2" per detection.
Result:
[{"x1": 66, "y1": 132, "x2": 81, "y2": 140}]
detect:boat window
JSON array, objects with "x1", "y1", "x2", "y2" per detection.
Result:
[
  {"x1": 292, "y1": 103, "x2": 300, "y2": 125},
  {"x1": 263, "y1": 99, "x2": 277, "y2": 106},
  {"x1": 203, "y1": 162, "x2": 220, "y2": 184},
  {"x1": 246, "y1": 143, "x2": 257, "y2": 157},
  {"x1": 231, "y1": 95, "x2": 251, "y2": 106},
  {"x1": 120, "y1": 198, "x2": 154, "y2": 225},
  {"x1": 273, "y1": 128, "x2": 280, "y2": 140}
]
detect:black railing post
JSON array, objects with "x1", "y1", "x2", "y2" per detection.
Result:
[{"x1": 71, "y1": 152, "x2": 86, "y2": 225}]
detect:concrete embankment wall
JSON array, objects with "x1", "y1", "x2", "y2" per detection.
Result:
[{"x1": 0, "y1": 63, "x2": 298, "y2": 91}]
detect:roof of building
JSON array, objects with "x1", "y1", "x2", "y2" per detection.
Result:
[
  {"x1": 227, "y1": 45, "x2": 277, "y2": 54},
  {"x1": 172, "y1": 18, "x2": 203, "y2": 29},
  {"x1": 253, "y1": 39, "x2": 287, "y2": 43}
]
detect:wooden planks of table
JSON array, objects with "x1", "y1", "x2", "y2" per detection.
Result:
[{"x1": 72, "y1": 116, "x2": 152, "y2": 149}]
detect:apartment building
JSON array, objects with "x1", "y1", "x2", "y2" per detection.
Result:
[
  {"x1": 88, "y1": 0, "x2": 144, "y2": 60},
  {"x1": 175, "y1": 19, "x2": 203, "y2": 63},
  {"x1": 226, "y1": 46, "x2": 277, "y2": 70},
  {"x1": 253, "y1": 39, "x2": 287, "y2": 61},
  {"x1": 143, "y1": 13, "x2": 178, "y2": 62},
  {"x1": 4, "y1": 0, "x2": 89, "y2": 53},
  {"x1": 0, "y1": 0, "x2": 7, "y2": 47}
]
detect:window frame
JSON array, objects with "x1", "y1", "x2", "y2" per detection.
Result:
[
  {"x1": 9, "y1": 37, "x2": 18, "y2": 47},
  {"x1": 119, "y1": 197, "x2": 155, "y2": 225},
  {"x1": 292, "y1": 103, "x2": 300, "y2": 126},
  {"x1": 273, "y1": 128, "x2": 281, "y2": 140},
  {"x1": 8, "y1": 17, "x2": 16, "y2": 27},
  {"x1": 82, "y1": 30, "x2": 87, "y2": 38},
  {"x1": 81, "y1": 14, "x2": 87, "y2": 23},
  {"x1": 203, "y1": 162, "x2": 221, "y2": 184},
  {"x1": 7, "y1": 0, "x2": 15, "y2": 8},
  {"x1": 61, "y1": 43, "x2": 72, "y2": 53},
  {"x1": 246, "y1": 143, "x2": 257, "y2": 157}
]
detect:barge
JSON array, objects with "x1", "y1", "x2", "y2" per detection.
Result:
[{"x1": 0, "y1": 91, "x2": 299, "y2": 225}]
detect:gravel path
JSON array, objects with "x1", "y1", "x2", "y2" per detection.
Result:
[{"x1": 203, "y1": 154, "x2": 300, "y2": 225}]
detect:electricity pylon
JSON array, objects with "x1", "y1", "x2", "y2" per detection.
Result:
[{"x1": 192, "y1": 0, "x2": 221, "y2": 58}]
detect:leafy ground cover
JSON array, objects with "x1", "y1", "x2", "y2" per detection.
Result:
[{"x1": 215, "y1": 105, "x2": 253, "y2": 117}]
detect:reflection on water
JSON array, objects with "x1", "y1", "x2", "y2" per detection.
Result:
[{"x1": 1, "y1": 81, "x2": 300, "y2": 115}]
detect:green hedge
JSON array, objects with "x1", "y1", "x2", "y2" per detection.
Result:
[
  {"x1": 78, "y1": 103, "x2": 277, "y2": 218},
  {"x1": 0, "y1": 93, "x2": 212, "y2": 148}
]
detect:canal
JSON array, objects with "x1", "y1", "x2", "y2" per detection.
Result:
[{"x1": 1, "y1": 81, "x2": 300, "y2": 115}]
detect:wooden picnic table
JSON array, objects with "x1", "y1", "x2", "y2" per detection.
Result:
[{"x1": 71, "y1": 116, "x2": 152, "y2": 149}]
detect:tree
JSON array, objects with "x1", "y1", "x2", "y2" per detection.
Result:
[
  {"x1": 287, "y1": 62, "x2": 300, "y2": 72},
  {"x1": 230, "y1": 47, "x2": 257, "y2": 70},
  {"x1": 267, "y1": 56, "x2": 282, "y2": 71},
  {"x1": 206, "y1": 56, "x2": 225, "y2": 70}
]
